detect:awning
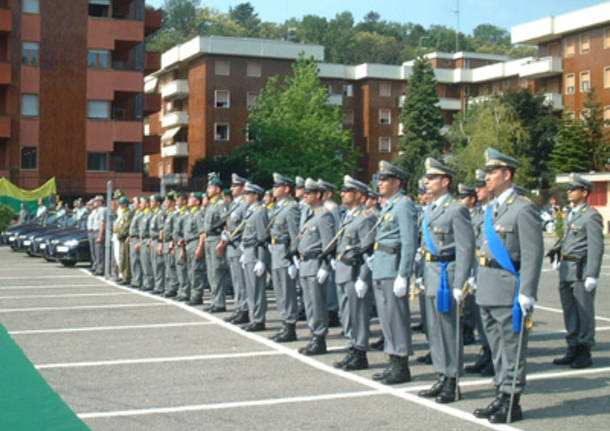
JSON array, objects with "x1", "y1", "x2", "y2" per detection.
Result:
[{"x1": 161, "y1": 126, "x2": 182, "y2": 143}]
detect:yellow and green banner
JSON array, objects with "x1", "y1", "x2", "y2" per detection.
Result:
[{"x1": 0, "y1": 177, "x2": 57, "y2": 215}]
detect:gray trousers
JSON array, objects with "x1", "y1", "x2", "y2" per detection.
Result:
[
  {"x1": 337, "y1": 280, "x2": 372, "y2": 350},
  {"x1": 129, "y1": 237, "x2": 141, "y2": 287},
  {"x1": 244, "y1": 262, "x2": 267, "y2": 324},
  {"x1": 300, "y1": 275, "x2": 328, "y2": 337},
  {"x1": 205, "y1": 236, "x2": 228, "y2": 308},
  {"x1": 186, "y1": 242, "x2": 207, "y2": 302},
  {"x1": 164, "y1": 244, "x2": 178, "y2": 294},
  {"x1": 140, "y1": 241, "x2": 153, "y2": 289},
  {"x1": 373, "y1": 278, "x2": 413, "y2": 357},
  {"x1": 272, "y1": 267, "x2": 298, "y2": 324},
  {"x1": 229, "y1": 254, "x2": 248, "y2": 312},
  {"x1": 481, "y1": 305, "x2": 529, "y2": 394},
  {"x1": 425, "y1": 295, "x2": 463, "y2": 378},
  {"x1": 176, "y1": 247, "x2": 190, "y2": 299},
  {"x1": 88, "y1": 231, "x2": 96, "y2": 269},
  {"x1": 152, "y1": 240, "x2": 165, "y2": 292},
  {"x1": 94, "y1": 236, "x2": 105, "y2": 275},
  {"x1": 326, "y1": 275, "x2": 339, "y2": 312},
  {"x1": 559, "y1": 280, "x2": 596, "y2": 348}
]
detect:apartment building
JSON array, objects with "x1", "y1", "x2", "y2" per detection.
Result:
[{"x1": 0, "y1": 0, "x2": 161, "y2": 197}]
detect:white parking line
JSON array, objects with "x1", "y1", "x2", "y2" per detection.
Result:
[
  {"x1": 0, "y1": 292, "x2": 131, "y2": 300},
  {"x1": 0, "y1": 303, "x2": 170, "y2": 313},
  {"x1": 78, "y1": 390, "x2": 381, "y2": 419},
  {"x1": 0, "y1": 275, "x2": 91, "y2": 280},
  {"x1": 37, "y1": 350, "x2": 282, "y2": 369},
  {"x1": 0, "y1": 284, "x2": 105, "y2": 290},
  {"x1": 9, "y1": 321, "x2": 215, "y2": 335},
  {"x1": 535, "y1": 305, "x2": 610, "y2": 323}
]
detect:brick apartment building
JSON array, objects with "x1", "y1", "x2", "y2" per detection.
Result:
[{"x1": 0, "y1": 0, "x2": 161, "y2": 197}]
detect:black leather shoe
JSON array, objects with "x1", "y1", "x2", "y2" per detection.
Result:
[
  {"x1": 244, "y1": 322, "x2": 266, "y2": 332},
  {"x1": 298, "y1": 336, "x2": 327, "y2": 355},
  {"x1": 224, "y1": 312, "x2": 239, "y2": 323},
  {"x1": 343, "y1": 349, "x2": 369, "y2": 371},
  {"x1": 208, "y1": 306, "x2": 227, "y2": 313},
  {"x1": 370, "y1": 336, "x2": 384, "y2": 351},
  {"x1": 163, "y1": 291, "x2": 177, "y2": 298},
  {"x1": 187, "y1": 299, "x2": 203, "y2": 306},
  {"x1": 416, "y1": 352, "x2": 432, "y2": 364},
  {"x1": 232, "y1": 311, "x2": 250, "y2": 325},
  {"x1": 382, "y1": 355, "x2": 411, "y2": 384},
  {"x1": 553, "y1": 344, "x2": 579, "y2": 365},
  {"x1": 570, "y1": 344, "x2": 592, "y2": 369},
  {"x1": 480, "y1": 360, "x2": 494, "y2": 377},
  {"x1": 152, "y1": 289, "x2": 165, "y2": 294},
  {"x1": 435, "y1": 378, "x2": 459, "y2": 403},
  {"x1": 418, "y1": 375, "x2": 447, "y2": 398},
  {"x1": 463, "y1": 325, "x2": 476, "y2": 345},
  {"x1": 372, "y1": 367, "x2": 391, "y2": 381},
  {"x1": 328, "y1": 310, "x2": 341, "y2": 327},
  {"x1": 489, "y1": 395, "x2": 522, "y2": 423},
  {"x1": 465, "y1": 346, "x2": 491, "y2": 373},
  {"x1": 274, "y1": 323, "x2": 297, "y2": 342},
  {"x1": 473, "y1": 393, "x2": 507, "y2": 419},
  {"x1": 177, "y1": 296, "x2": 189, "y2": 302},
  {"x1": 334, "y1": 348, "x2": 355, "y2": 369}
]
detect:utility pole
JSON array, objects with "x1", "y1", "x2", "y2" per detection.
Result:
[{"x1": 454, "y1": 0, "x2": 460, "y2": 52}]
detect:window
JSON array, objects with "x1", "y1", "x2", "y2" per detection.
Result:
[
  {"x1": 580, "y1": 70, "x2": 590, "y2": 92},
  {"x1": 378, "y1": 137, "x2": 391, "y2": 153},
  {"x1": 246, "y1": 92, "x2": 259, "y2": 108},
  {"x1": 343, "y1": 110, "x2": 354, "y2": 125},
  {"x1": 214, "y1": 90, "x2": 230, "y2": 108},
  {"x1": 605, "y1": 66, "x2": 610, "y2": 88},
  {"x1": 565, "y1": 74, "x2": 575, "y2": 95},
  {"x1": 21, "y1": 94, "x2": 38, "y2": 117},
  {"x1": 379, "y1": 82, "x2": 391, "y2": 97},
  {"x1": 463, "y1": 59, "x2": 471, "y2": 69},
  {"x1": 215, "y1": 123, "x2": 229, "y2": 141},
  {"x1": 398, "y1": 123, "x2": 404, "y2": 136},
  {"x1": 247, "y1": 61, "x2": 261, "y2": 77},
  {"x1": 89, "y1": 0, "x2": 110, "y2": 18},
  {"x1": 604, "y1": 106, "x2": 610, "y2": 128},
  {"x1": 21, "y1": 147, "x2": 37, "y2": 170},
  {"x1": 87, "y1": 100, "x2": 110, "y2": 119},
  {"x1": 22, "y1": 42, "x2": 39, "y2": 65},
  {"x1": 580, "y1": 34, "x2": 590, "y2": 54},
  {"x1": 564, "y1": 37, "x2": 575, "y2": 57},
  {"x1": 23, "y1": 0, "x2": 39, "y2": 14},
  {"x1": 379, "y1": 109, "x2": 391, "y2": 125},
  {"x1": 88, "y1": 49, "x2": 110, "y2": 69},
  {"x1": 589, "y1": 182, "x2": 607, "y2": 206},
  {"x1": 398, "y1": 94, "x2": 406, "y2": 108},
  {"x1": 343, "y1": 84, "x2": 353, "y2": 97},
  {"x1": 579, "y1": 109, "x2": 590, "y2": 122},
  {"x1": 605, "y1": 28, "x2": 610, "y2": 49},
  {"x1": 215, "y1": 59, "x2": 230, "y2": 76},
  {"x1": 87, "y1": 152, "x2": 108, "y2": 171}
]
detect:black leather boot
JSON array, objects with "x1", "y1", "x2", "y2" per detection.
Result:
[
  {"x1": 343, "y1": 348, "x2": 369, "y2": 371},
  {"x1": 418, "y1": 375, "x2": 447, "y2": 398},
  {"x1": 465, "y1": 346, "x2": 491, "y2": 373},
  {"x1": 473, "y1": 392, "x2": 507, "y2": 419},
  {"x1": 372, "y1": 364, "x2": 391, "y2": 381},
  {"x1": 489, "y1": 394, "x2": 522, "y2": 423},
  {"x1": 328, "y1": 310, "x2": 341, "y2": 327},
  {"x1": 232, "y1": 310, "x2": 250, "y2": 325},
  {"x1": 570, "y1": 344, "x2": 592, "y2": 369},
  {"x1": 298, "y1": 335, "x2": 327, "y2": 355},
  {"x1": 435, "y1": 378, "x2": 459, "y2": 404},
  {"x1": 334, "y1": 348, "x2": 355, "y2": 369},
  {"x1": 383, "y1": 355, "x2": 411, "y2": 384},
  {"x1": 370, "y1": 336, "x2": 384, "y2": 351},
  {"x1": 553, "y1": 344, "x2": 579, "y2": 365},
  {"x1": 275, "y1": 323, "x2": 297, "y2": 342}
]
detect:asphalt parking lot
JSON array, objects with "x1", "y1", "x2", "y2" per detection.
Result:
[{"x1": 1, "y1": 242, "x2": 609, "y2": 431}]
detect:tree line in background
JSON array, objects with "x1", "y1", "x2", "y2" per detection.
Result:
[{"x1": 146, "y1": 0, "x2": 537, "y2": 63}]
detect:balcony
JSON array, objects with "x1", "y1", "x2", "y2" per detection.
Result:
[
  {"x1": 437, "y1": 98, "x2": 461, "y2": 111},
  {"x1": 144, "y1": 92, "x2": 161, "y2": 114},
  {"x1": 543, "y1": 93, "x2": 563, "y2": 111},
  {"x1": 0, "y1": 115, "x2": 10, "y2": 138},
  {"x1": 0, "y1": 62, "x2": 10, "y2": 85},
  {"x1": 86, "y1": 172, "x2": 142, "y2": 196},
  {"x1": 162, "y1": 173, "x2": 189, "y2": 186},
  {"x1": 161, "y1": 80, "x2": 189, "y2": 100},
  {"x1": 161, "y1": 142, "x2": 188, "y2": 158},
  {"x1": 88, "y1": 17, "x2": 144, "y2": 50},
  {"x1": 144, "y1": 51, "x2": 161, "y2": 74},
  {"x1": 161, "y1": 111, "x2": 189, "y2": 128},
  {"x1": 87, "y1": 120, "x2": 143, "y2": 152},
  {"x1": 326, "y1": 94, "x2": 343, "y2": 106},
  {"x1": 143, "y1": 134, "x2": 160, "y2": 155},
  {"x1": 144, "y1": 9, "x2": 162, "y2": 37},
  {"x1": 0, "y1": 9, "x2": 11, "y2": 32},
  {"x1": 519, "y1": 56, "x2": 562, "y2": 79},
  {"x1": 87, "y1": 70, "x2": 143, "y2": 99}
]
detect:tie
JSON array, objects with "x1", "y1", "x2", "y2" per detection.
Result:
[{"x1": 493, "y1": 201, "x2": 499, "y2": 219}]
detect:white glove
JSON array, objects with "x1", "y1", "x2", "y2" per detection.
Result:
[
  {"x1": 416, "y1": 277, "x2": 425, "y2": 291},
  {"x1": 254, "y1": 261, "x2": 265, "y2": 277},
  {"x1": 354, "y1": 279, "x2": 368, "y2": 298},
  {"x1": 221, "y1": 231, "x2": 229, "y2": 242},
  {"x1": 518, "y1": 294, "x2": 536, "y2": 315},
  {"x1": 552, "y1": 259, "x2": 560, "y2": 271},
  {"x1": 317, "y1": 267, "x2": 329, "y2": 284},
  {"x1": 585, "y1": 277, "x2": 598, "y2": 293},
  {"x1": 453, "y1": 288, "x2": 464, "y2": 303},
  {"x1": 364, "y1": 253, "x2": 374, "y2": 270},
  {"x1": 239, "y1": 254, "x2": 245, "y2": 268},
  {"x1": 330, "y1": 258, "x2": 337, "y2": 270},
  {"x1": 292, "y1": 255, "x2": 300, "y2": 270},
  {"x1": 287, "y1": 264, "x2": 298, "y2": 280},
  {"x1": 467, "y1": 276, "x2": 477, "y2": 291},
  {"x1": 393, "y1": 275, "x2": 407, "y2": 297}
]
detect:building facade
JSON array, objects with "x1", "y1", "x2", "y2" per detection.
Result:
[{"x1": 0, "y1": 0, "x2": 161, "y2": 197}]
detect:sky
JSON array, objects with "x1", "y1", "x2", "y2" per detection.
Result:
[{"x1": 145, "y1": 0, "x2": 609, "y2": 36}]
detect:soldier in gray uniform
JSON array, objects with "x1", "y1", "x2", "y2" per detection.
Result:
[
  {"x1": 240, "y1": 182, "x2": 270, "y2": 331},
  {"x1": 414, "y1": 178, "x2": 432, "y2": 363},
  {"x1": 160, "y1": 193, "x2": 178, "y2": 297},
  {"x1": 464, "y1": 170, "x2": 494, "y2": 376},
  {"x1": 183, "y1": 192, "x2": 206, "y2": 305},
  {"x1": 418, "y1": 159, "x2": 475, "y2": 403},
  {"x1": 86, "y1": 199, "x2": 96, "y2": 272},
  {"x1": 332, "y1": 175, "x2": 377, "y2": 370},
  {"x1": 552, "y1": 174, "x2": 603, "y2": 369},
  {"x1": 91, "y1": 195, "x2": 107, "y2": 276},
  {"x1": 172, "y1": 192, "x2": 190, "y2": 300},
  {"x1": 369, "y1": 161, "x2": 418, "y2": 384},
  {"x1": 149, "y1": 194, "x2": 166, "y2": 294},
  {"x1": 296, "y1": 178, "x2": 336, "y2": 355},
  {"x1": 203, "y1": 173, "x2": 230, "y2": 312},
  {"x1": 221, "y1": 174, "x2": 250, "y2": 324},
  {"x1": 138, "y1": 196, "x2": 154, "y2": 291},
  {"x1": 128, "y1": 197, "x2": 144, "y2": 288},
  {"x1": 269, "y1": 173, "x2": 301, "y2": 342},
  {"x1": 472, "y1": 148, "x2": 543, "y2": 424}
]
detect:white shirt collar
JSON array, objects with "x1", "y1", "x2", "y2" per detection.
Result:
[
  {"x1": 432, "y1": 192, "x2": 450, "y2": 208},
  {"x1": 495, "y1": 187, "x2": 514, "y2": 207}
]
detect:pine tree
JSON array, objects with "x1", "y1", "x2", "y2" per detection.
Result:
[
  {"x1": 396, "y1": 57, "x2": 445, "y2": 194},
  {"x1": 550, "y1": 114, "x2": 592, "y2": 173},
  {"x1": 582, "y1": 88, "x2": 610, "y2": 171}
]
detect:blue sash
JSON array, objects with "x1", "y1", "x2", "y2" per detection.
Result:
[
  {"x1": 423, "y1": 207, "x2": 450, "y2": 313},
  {"x1": 483, "y1": 204, "x2": 522, "y2": 333}
]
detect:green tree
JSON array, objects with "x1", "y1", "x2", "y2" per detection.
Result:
[
  {"x1": 145, "y1": 0, "x2": 201, "y2": 52},
  {"x1": 239, "y1": 56, "x2": 357, "y2": 187},
  {"x1": 229, "y1": 2, "x2": 260, "y2": 36},
  {"x1": 191, "y1": 154, "x2": 249, "y2": 184},
  {"x1": 472, "y1": 24, "x2": 510, "y2": 45},
  {"x1": 396, "y1": 57, "x2": 445, "y2": 194},
  {"x1": 582, "y1": 88, "x2": 610, "y2": 171},
  {"x1": 549, "y1": 113, "x2": 592, "y2": 173}
]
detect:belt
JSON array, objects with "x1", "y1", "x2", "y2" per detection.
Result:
[
  {"x1": 242, "y1": 240, "x2": 258, "y2": 248},
  {"x1": 186, "y1": 237, "x2": 199, "y2": 244},
  {"x1": 479, "y1": 256, "x2": 520, "y2": 271},
  {"x1": 561, "y1": 254, "x2": 583, "y2": 262},
  {"x1": 337, "y1": 253, "x2": 361, "y2": 266},
  {"x1": 271, "y1": 237, "x2": 289, "y2": 245},
  {"x1": 425, "y1": 252, "x2": 455, "y2": 262},
  {"x1": 299, "y1": 251, "x2": 319, "y2": 261},
  {"x1": 373, "y1": 242, "x2": 399, "y2": 254}
]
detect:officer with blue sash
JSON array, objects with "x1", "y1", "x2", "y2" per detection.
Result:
[
  {"x1": 473, "y1": 148, "x2": 543, "y2": 424},
  {"x1": 418, "y1": 158, "x2": 474, "y2": 403}
]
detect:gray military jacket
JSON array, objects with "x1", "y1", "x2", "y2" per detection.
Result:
[
  {"x1": 183, "y1": 206, "x2": 202, "y2": 244},
  {"x1": 559, "y1": 203, "x2": 604, "y2": 282},
  {"x1": 149, "y1": 207, "x2": 165, "y2": 242},
  {"x1": 422, "y1": 194, "x2": 475, "y2": 297},
  {"x1": 335, "y1": 206, "x2": 377, "y2": 284},
  {"x1": 162, "y1": 207, "x2": 177, "y2": 246},
  {"x1": 138, "y1": 209, "x2": 152, "y2": 240},
  {"x1": 297, "y1": 205, "x2": 335, "y2": 277},
  {"x1": 269, "y1": 198, "x2": 300, "y2": 269},
  {"x1": 128, "y1": 210, "x2": 142, "y2": 237},
  {"x1": 371, "y1": 192, "x2": 418, "y2": 280},
  {"x1": 241, "y1": 201, "x2": 269, "y2": 264},
  {"x1": 172, "y1": 206, "x2": 188, "y2": 244},
  {"x1": 226, "y1": 196, "x2": 247, "y2": 258},
  {"x1": 202, "y1": 196, "x2": 228, "y2": 239},
  {"x1": 476, "y1": 190, "x2": 543, "y2": 307}
]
